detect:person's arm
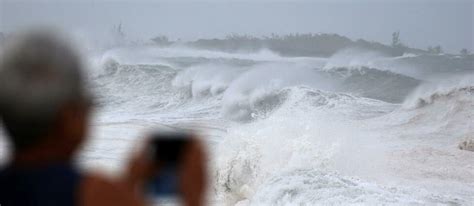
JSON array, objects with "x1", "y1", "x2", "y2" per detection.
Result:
[
  {"x1": 79, "y1": 172, "x2": 147, "y2": 206},
  {"x1": 79, "y1": 141, "x2": 151, "y2": 206},
  {"x1": 179, "y1": 139, "x2": 208, "y2": 206},
  {"x1": 79, "y1": 137, "x2": 208, "y2": 206}
]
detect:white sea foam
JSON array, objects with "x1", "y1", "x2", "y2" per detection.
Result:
[
  {"x1": 85, "y1": 46, "x2": 472, "y2": 205},
  {"x1": 1, "y1": 45, "x2": 472, "y2": 205}
]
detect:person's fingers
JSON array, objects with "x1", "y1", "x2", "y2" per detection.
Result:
[
  {"x1": 179, "y1": 138, "x2": 208, "y2": 206},
  {"x1": 123, "y1": 137, "x2": 154, "y2": 191}
]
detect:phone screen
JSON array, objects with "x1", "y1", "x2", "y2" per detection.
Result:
[{"x1": 146, "y1": 134, "x2": 190, "y2": 197}]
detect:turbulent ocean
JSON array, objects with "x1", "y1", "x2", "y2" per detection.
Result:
[{"x1": 2, "y1": 45, "x2": 474, "y2": 205}]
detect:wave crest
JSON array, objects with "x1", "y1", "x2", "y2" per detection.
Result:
[{"x1": 410, "y1": 86, "x2": 474, "y2": 108}]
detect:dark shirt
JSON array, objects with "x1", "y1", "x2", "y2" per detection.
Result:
[{"x1": 0, "y1": 163, "x2": 81, "y2": 206}]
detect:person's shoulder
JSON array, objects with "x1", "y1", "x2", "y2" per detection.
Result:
[
  {"x1": 0, "y1": 165, "x2": 15, "y2": 186},
  {"x1": 0, "y1": 166, "x2": 10, "y2": 188},
  {"x1": 79, "y1": 171, "x2": 145, "y2": 206}
]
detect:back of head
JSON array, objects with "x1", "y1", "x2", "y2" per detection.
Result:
[{"x1": 0, "y1": 29, "x2": 90, "y2": 151}]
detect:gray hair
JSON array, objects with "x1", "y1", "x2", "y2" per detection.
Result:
[{"x1": 0, "y1": 29, "x2": 90, "y2": 150}]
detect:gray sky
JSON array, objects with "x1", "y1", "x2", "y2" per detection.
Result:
[{"x1": 1, "y1": 0, "x2": 473, "y2": 53}]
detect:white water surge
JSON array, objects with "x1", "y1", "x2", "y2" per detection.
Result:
[{"x1": 1, "y1": 45, "x2": 473, "y2": 205}]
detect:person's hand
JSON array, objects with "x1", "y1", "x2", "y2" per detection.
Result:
[
  {"x1": 123, "y1": 135, "x2": 208, "y2": 206},
  {"x1": 179, "y1": 138, "x2": 208, "y2": 206},
  {"x1": 80, "y1": 139, "x2": 152, "y2": 206},
  {"x1": 124, "y1": 138, "x2": 155, "y2": 193}
]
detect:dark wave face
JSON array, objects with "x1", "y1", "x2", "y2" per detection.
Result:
[{"x1": 327, "y1": 67, "x2": 421, "y2": 103}]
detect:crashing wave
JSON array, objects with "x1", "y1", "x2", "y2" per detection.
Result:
[
  {"x1": 221, "y1": 85, "x2": 395, "y2": 121},
  {"x1": 391, "y1": 77, "x2": 474, "y2": 137},
  {"x1": 409, "y1": 86, "x2": 474, "y2": 108},
  {"x1": 92, "y1": 62, "x2": 192, "y2": 115},
  {"x1": 81, "y1": 46, "x2": 474, "y2": 204},
  {"x1": 212, "y1": 84, "x2": 462, "y2": 205},
  {"x1": 404, "y1": 74, "x2": 474, "y2": 109},
  {"x1": 172, "y1": 63, "x2": 246, "y2": 99}
]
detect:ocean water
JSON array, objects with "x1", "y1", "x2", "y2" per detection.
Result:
[{"x1": 2, "y1": 45, "x2": 473, "y2": 205}]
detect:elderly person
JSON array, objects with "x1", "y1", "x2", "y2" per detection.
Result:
[{"x1": 0, "y1": 30, "x2": 206, "y2": 206}]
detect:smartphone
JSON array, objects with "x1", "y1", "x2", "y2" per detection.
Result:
[{"x1": 146, "y1": 132, "x2": 191, "y2": 197}]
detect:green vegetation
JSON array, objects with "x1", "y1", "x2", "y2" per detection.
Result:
[{"x1": 152, "y1": 32, "x2": 426, "y2": 57}]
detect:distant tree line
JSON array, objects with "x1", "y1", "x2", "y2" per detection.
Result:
[
  {"x1": 187, "y1": 33, "x2": 408, "y2": 57},
  {"x1": 151, "y1": 32, "x2": 428, "y2": 57},
  {"x1": 150, "y1": 31, "x2": 474, "y2": 58}
]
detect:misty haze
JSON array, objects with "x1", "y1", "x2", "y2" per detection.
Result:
[{"x1": 0, "y1": 0, "x2": 473, "y2": 205}]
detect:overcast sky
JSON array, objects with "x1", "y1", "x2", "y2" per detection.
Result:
[{"x1": 1, "y1": 0, "x2": 472, "y2": 52}]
